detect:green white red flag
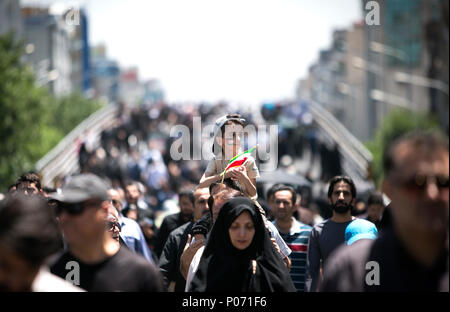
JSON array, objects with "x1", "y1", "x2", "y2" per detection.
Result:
[{"x1": 220, "y1": 145, "x2": 258, "y2": 177}]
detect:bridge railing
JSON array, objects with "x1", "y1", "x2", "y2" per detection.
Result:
[
  {"x1": 306, "y1": 99, "x2": 374, "y2": 187},
  {"x1": 35, "y1": 103, "x2": 119, "y2": 187}
]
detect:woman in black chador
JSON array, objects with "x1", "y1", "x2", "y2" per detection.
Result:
[{"x1": 189, "y1": 196, "x2": 295, "y2": 292}]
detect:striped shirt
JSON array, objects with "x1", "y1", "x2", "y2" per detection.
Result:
[{"x1": 273, "y1": 218, "x2": 312, "y2": 292}]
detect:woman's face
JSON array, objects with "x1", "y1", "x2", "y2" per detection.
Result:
[{"x1": 228, "y1": 211, "x2": 255, "y2": 250}]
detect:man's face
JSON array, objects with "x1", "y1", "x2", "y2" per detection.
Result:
[
  {"x1": 212, "y1": 190, "x2": 240, "y2": 222},
  {"x1": 268, "y1": 194, "x2": 276, "y2": 212},
  {"x1": 57, "y1": 199, "x2": 107, "y2": 247},
  {"x1": 107, "y1": 189, "x2": 123, "y2": 213},
  {"x1": 125, "y1": 185, "x2": 140, "y2": 204},
  {"x1": 107, "y1": 215, "x2": 120, "y2": 242},
  {"x1": 328, "y1": 181, "x2": 355, "y2": 214},
  {"x1": 273, "y1": 190, "x2": 295, "y2": 221},
  {"x1": 367, "y1": 204, "x2": 384, "y2": 222},
  {"x1": 16, "y1": 182, "x2": 39, "y2": 196},
  {"x1": 179, "y1": 195, "x2": 194, "y2": 217},
  {"x1": 212, "y1": 195, "x2": 227, "y2": 222},
  {"x1": 107, "y1": 203, "x2": 120, "y2": 241},
  {"x1": 384, "y1": 149, "x2": 449, "y2": 236},
  {"x1": 141, "y1": 223, "x2": 154, "y2": 240},
  {"x1": 193, "y1": 189, "x2": 210, "y2": 221}
]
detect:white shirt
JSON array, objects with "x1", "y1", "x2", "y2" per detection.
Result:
[
  {"x1": 266, "y1": 221, "x2": 292, "y2": 258},
  {"x1": 32, "y1": 267, "x2": 85, "y2": 292},
  {"x1": 184, "y1": 246, "x2": 205, "y2": 292}
]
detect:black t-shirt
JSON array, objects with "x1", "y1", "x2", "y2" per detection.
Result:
[
  {"x1": 50, "y1": 246, "x2": 164, "y2": 292},
  {"x1": 158, "y1": 221, "x2": 193, "y2": 292},
  {"x1": 321, "y1": 228, "x2": 448, "y2": 292},
  {"x1": 154, "y1": 212, "x2": 192, "y2": 258}
]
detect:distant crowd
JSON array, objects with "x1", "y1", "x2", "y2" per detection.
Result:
[{"x1": 0, "y1": 103, "x2": 447, "y2": 292}]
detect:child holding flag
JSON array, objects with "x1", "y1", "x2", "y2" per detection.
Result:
[
  {"x1": 199, "y1": 114, "x2": 260, "y2": 198},
  {"x1": 191, "y1": 115, "x2": 292, "y2": 273}
]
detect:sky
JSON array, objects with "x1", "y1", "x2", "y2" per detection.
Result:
[{"x1": 21, "y1": 0, "x2": 362, "y2": 106}]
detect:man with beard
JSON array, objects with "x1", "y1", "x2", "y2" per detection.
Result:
[
  {"x1": 305, "y1": 176, "x2": 356, "y2": 292},
  {"x1": 321, "y1": 132, "x2": 449, "y2": 291}
]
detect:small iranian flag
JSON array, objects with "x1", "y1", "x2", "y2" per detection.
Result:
[{"x1": 220, "y1": 145, "x2": 258, "y2": 177}]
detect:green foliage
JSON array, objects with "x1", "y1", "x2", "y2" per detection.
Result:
[
  {"x1": 365, "y1": 107, "x2": 443, "y2": 187},
  {"x1": 0, "y1": 32, "x2": 103, "y2": 191},
  {"x1": 49, "y1": 92, "x2": 102, "y2": 136}
]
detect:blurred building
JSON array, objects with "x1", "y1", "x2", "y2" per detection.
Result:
[
  {"x1": 344, "y1": 21, "x2": 370, "y2": 141},
  {"x1": 308, "y1": 30, "x2": 347, "y2": 120},
  {"x1": 298, "y1": 0, "x2": 448, "y2": 141},
  {"x1": 362, "y1": 0, "x2": 448, "y2": 137},
  {"x1": 299, "y1": 23, "x2": 371, "y2": 141},
  {"x1": 424, "y1": 0, "x2": 448, "y2": 133},
  {"x1": 304, "y1": 50, "x2": 333, "y2": 113},
  {"x1": 91, "y1": 44, "x2": 120, "y2": 103},
  {"x1": 142, "y1": 79, "x2": 165, "y2": 105},
  {"x1": 0, "y1": 0, "x2": 23, "y2": 38},
  {"x1": 69, "y1": 8, "x2": 91, "y2": 94},
  {"x1": 21, "y1": 6, "x2": 72, "y2": 96},
  {"x1": 119, "y1": 67, "x2": 145, "y2": 106}
]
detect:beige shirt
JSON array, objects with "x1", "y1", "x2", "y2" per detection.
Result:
[{"x1": 204, "y1": 155, "x2": 260, "y2": 180}]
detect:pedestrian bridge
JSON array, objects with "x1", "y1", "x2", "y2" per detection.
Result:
[{"x1": 35, "y1": 100, "x2": 374, "y2": 195}]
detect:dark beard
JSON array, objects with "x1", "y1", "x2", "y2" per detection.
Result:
[
  {"x1": 181, "y1": 212, "x2": 193, "y2": 221},
  {"x1": 332, "y1": 201, "x2": 352, "y2": 214}
]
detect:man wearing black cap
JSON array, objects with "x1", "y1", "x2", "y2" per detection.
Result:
[{"x1": 49, "y1": 173, "x2": 164, "y2": 292}]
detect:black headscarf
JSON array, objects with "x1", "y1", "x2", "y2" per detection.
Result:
[{"x1": 189, "y1": 197, "x2": 296, "y2": 292}]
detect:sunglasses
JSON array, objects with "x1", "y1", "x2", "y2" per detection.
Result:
[
  {"x1": 108, "y1": 220, "x2": 121, "y2": 232},
  {"x1": 397, "y1": 174, "x2": 449, "y2": 192},
  {"x1": 55, "y1": 201, "x2": 100, "y2": 216}
]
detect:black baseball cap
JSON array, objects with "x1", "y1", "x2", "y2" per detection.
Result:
[{"x1": 50, "y1": 173, "x2": 109, "y2": 203}]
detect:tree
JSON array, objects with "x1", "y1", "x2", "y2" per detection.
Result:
[
  {"x1": 0, "y1": 32, "x2": 103, "y2": 191},
  {"x1": 0, "y1": 33, "x2": 53, "y2": 190},
  {"x1": 49, "y1": 92, "x2": 102, "y2": 136},
  {"x1": 365, "y1": 108, "x2": 443, "y2": 187}
]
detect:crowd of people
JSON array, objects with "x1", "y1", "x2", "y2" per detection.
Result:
[{"x1": 0, "y1": 102, "x2": 448, "y2": 292}]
